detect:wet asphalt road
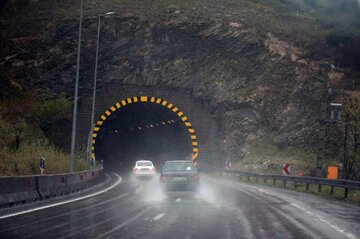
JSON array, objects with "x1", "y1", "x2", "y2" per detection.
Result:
[{"x1": 0, "y1": 172, "x2": 359, "y2": 239}]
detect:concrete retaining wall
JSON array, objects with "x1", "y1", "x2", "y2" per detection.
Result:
[{"x1": 0, "y1": 169, "x2": 105, "y2": 208}]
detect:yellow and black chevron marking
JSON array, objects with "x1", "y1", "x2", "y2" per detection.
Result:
[{"x1": 91, "y1": 96, "x2": 199, "y2": 167}]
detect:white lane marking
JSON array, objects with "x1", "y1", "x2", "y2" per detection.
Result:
[
  {"x1": 291, "y1": 203, "x2": 314, "y2": 216},
  {"x1": 97, "y1": 207, "x2": 151, "y2": 238},
  {"x1": 5, "y1": 192, "x2": 129, "y2": 232},
  {"x1": 175, "y1": 198, "x2": 181, "y2": 203},
  {"x1": 257, "y1": 188, "x2": 266, "y2": 194},
  {"x1": 317, "y1": 218, "x2": 357, "y2": 239},
  {"x1": 152, "y1": 213, "x2": 165, "y2": 221},
  {"x1": 291, "y1": 203, "x2": 357, "y2": 239},
  {"x1": 209, "y1": 177, "x2": 358, "y2": 239},
  {"x1": 0, "y1": 173, "x2": 122, "y2": 219},
  {"x1": 24, "y1": 193, "x2": 131, "y2": 238}
]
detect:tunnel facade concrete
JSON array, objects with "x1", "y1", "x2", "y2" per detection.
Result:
[{"x1": 76, "y1": 84, "x2": 223, "y2": 166}]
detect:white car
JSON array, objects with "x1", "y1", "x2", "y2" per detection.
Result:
[{"x1": 132, "y1": 160, "x2": 156, "y2": 178}]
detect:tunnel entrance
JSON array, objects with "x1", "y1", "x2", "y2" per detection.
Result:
[{"x1": 92, "y1": 96, "x2": 199, "y2": 172}]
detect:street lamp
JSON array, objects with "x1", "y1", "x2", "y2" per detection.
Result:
[
  {"x1": 70, "y1": 0, "x2": 84, "y2": 173},
  {"x1": 88, "y1": 11, "x2": 116, "y2": 166}
]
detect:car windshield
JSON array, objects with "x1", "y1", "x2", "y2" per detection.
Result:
[
  {"x1": 163, "y1": 162, "x2": 195, "y2": 172},
  {"x1": 137, "y1": 162, "x2": 153, "y2": 167}
]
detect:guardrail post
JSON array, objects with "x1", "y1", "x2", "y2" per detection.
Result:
[
  {"x1": 203, "y1": 167, "x2": 360, "y2": 202},
  {"x1": 344, "y1": 188, "x2": 349, "y2": 199},
  {"x1": 330, "y1": 186, "x2": 334, "y2": 195}
]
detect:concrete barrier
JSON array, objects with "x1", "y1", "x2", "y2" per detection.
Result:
[
  {"x1": 0, "y1": 176, "x2": 39, "y2": 207},
  {"x1": 0, "y1": 169, "x2": 105, "y2": 208},
  {"x1": 37, "y1": 174, "x2": 69, "y2": 199}
]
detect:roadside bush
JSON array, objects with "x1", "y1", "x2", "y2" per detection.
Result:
[
  {"x1": 0, "y1": 118, "x2": 15, "y2": 147},
  {"x1": 0, "y1": 139, "x2": 89, "y2": 176},
  {"x1": 32, "y1": 94, "x2": 71, "y2": 131}
]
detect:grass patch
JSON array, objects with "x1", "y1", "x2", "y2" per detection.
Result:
[
  {"x1": 0, "y1": 70, "x2": 78, "y2": 175},
  {"x1": 239, "y1": 136, "x2": 317, "y2": 175},
  {"x1": 0, "y1": 140, "x2": 95, "y2": 176}
]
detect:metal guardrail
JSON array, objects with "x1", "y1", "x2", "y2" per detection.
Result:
[{"x1": 203, "y1": 167, "x2": 360, "y2": 199}]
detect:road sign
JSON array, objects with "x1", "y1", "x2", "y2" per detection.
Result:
[
  {"x1": 225, "y1": 161, "x2": 232, "y2": 169},
  {"x1": 282, "y1": 163, "x2": 291, "y2": 175}
]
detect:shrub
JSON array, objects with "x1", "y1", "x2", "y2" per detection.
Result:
[
  {"x1": 32, "y1": 94, "x2": 71, "y2": 130},
  {"x1": 0, "y1": 139, "x2": 90, "y2": 176}
]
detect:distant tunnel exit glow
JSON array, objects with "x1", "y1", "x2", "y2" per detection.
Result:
[{"x1": 91, "y1": 96, "x2": 199, "y2": 166}]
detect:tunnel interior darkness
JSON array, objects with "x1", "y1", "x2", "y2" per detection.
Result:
[{"x1": 95, "y1": 102, "x2": 193, "y2": 172}]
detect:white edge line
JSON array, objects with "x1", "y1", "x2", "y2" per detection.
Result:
[
  {"x1": 153, "y1": 213, "x2": 165, "y2": 221},
  {"x1": 0, "y1": 173, "x2": 122, "y2": 219},
  {"x1": 209, "y1": 177, "x2": 358, "y2": 239},
  {"x1": 290, "y1": 203, "x2": 357, "y2": 239}
]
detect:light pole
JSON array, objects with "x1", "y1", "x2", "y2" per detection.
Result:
[
  {"x1": 88, "y1": 12, "x2": 115, "y2": 166},
  {"x1": 343, "y1": 113, "x2": 349, "y2": 180},
  {"x1": 70, "y1": 0, "x2": 84, "y2": 173}
]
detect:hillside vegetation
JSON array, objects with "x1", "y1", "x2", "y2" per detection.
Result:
[
  {"x1": 0, "y1": 0, "x2": 359, "y2": 176},
  {"x1": 0, "y1": 69, "x2": 88, "y2": 175}
]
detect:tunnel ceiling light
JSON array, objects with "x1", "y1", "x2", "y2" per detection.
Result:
[{"x1": 132, "y1": 118, "x2": 181, "y2": 131}]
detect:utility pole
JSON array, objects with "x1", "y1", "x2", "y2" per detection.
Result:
[
  {"x1": 315, "y1": 82, "x2": 332, "y2": 177},
  {"x1": 343, "y1": 114, "x2": 349, "y2": 179},
  {"x1": 316, "y1": 114, "x2": 326, "y2": 177},
  {"x1": 70, "y1": 0, "x2": 84, "y2": 172},
  {"x1": 315, "y1": 97, "x2": 326, "y2": 177},
  {"x1": 88, "y1": 12, "x2": 115, "y2": 166}
]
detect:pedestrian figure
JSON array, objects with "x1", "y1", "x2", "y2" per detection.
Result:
[
  {"x1": 40, "y1": 157, "x2": 45, "y2": 175},
  {"x1": 101, "y1": 160, "x2": 104, "y2": 169}
]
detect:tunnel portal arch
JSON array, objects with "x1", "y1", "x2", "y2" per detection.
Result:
[{"x1": 91, "y1": 96, "x2": 199, "y2": 166}]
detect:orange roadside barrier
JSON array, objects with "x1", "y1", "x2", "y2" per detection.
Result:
[{"x1": 327, "y1": 166, "x2": 339, "y2": 179}]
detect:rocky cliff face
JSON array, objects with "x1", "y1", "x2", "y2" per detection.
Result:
[{"x1": 1, "y1": 0, "x2": 359, "y2": 172}]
